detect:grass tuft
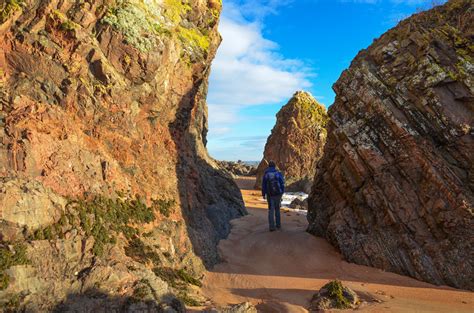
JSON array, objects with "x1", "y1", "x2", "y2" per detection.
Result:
[
  {"x1": 0, "y1": 244, "x2": 29, "y2": 290},
  {"x1": 153, "y1": 267, "x2": 201, "y2": 288},
  {"x1": 25, "y1": 194, "x2": 174, "y2": 258},
  {"x1": 125, "y1": 238, "x2": 161, "y2": 265}
]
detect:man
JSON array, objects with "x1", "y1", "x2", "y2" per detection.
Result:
[{"x1": 262, "y1": 161, "x2": 285, "y2": 232}]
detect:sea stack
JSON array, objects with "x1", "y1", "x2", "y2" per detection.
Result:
[
  {"x1": 307, "y1": 0, "x2": 474, "y2": 290},
  {"x1": 255, "y1": 91, "x2": 328, "y2": 193}
]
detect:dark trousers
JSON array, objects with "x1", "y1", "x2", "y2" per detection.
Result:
[{"x1": 267, "y1": 194, "x2": 282, "y2": 230}]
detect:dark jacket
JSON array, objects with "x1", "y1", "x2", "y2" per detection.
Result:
[{"x1": 262, "y1": 166, "x2": 285, "y2": 197}]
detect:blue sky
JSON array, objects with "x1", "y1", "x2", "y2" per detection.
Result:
[{"x1": 206, "y1": 0, "x2": 446, "y2": 161}]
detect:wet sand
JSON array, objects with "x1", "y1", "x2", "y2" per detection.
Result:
[{"x1": 201, "y1": 177, "x2": 474, "y2": 312}]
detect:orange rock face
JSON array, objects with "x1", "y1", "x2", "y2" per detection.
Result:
[
  {"x1": 0, "y1": 0, "x2": 244, "y2": 309},
  {"x1": 308, "y1": 0, "x2": 473, "y2": 290},
  {"x1": 255, "y1": 91, "x2": 328, "y2": 193}
]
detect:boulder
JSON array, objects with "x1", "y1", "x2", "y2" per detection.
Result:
[
  {"x1": 309, "y1": 280, "x2": 359, "y2": 311},
  {"x1": 289, "y1": 197, "x2": 308, "y2": 211}
]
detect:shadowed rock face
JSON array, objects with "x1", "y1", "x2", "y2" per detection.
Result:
[
  {"x1": 308, "y1": 0, "x2": 473, "y2": 290},
  {"x1": 255, "y1": 91, "x2": 328, "y2": 193},
  {"x1": 0, "y1": 0, "x2": 244, "y2": 310}
]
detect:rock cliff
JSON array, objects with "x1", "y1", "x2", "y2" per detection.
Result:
[
  {"x1": 0, "y1": 0, "x2": 245, "y2": 310},
  {"x1": 308, "y1": 0, "x2": 473, "y2": 290},
  {"x1": 255, "y1": 91, "x2": 328, "y2": 193}
]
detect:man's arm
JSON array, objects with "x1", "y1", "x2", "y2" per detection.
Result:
[
  {"x1": 279, "y1": 173, "x2": 285, "y2": 194},
  {"x1": 262, "y1": 173, "x2": 267, "y2": 198}
]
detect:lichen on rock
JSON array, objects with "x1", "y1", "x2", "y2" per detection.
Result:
[
  {"x1": 102, "y1": 0, "x2": 167, "y2": 52},
  {"x1": 102, "y1": 0, "x2": 212, "y2": 57}
]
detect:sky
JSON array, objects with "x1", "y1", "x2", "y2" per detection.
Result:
[{"x1": 206, "y1": 0, "x2": 446, "y2": 161}]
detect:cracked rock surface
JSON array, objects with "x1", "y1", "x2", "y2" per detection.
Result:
[
  {"x1": 308, "y1": 0, "x2": 473, "y2": 290},
  {"x1": 0, "y1": 0, "x2": 245, "y2": 310}
]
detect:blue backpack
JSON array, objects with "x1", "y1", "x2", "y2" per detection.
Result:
[{"x1": 266, "y1": 172, "x2": 282, "y2": 196}]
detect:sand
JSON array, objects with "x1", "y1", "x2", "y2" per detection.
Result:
[{"x1": 200, "y1": 177, "x2": 474, "y2": 312}]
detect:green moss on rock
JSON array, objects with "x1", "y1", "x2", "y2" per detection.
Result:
[
  {"x1": 0, "y1": 0, "x2": 23, "y2": 24},
  {"x1": 70, "y1": 195, "x2": 156, "y2": 257},
  {"x1": 0, "y1": 244, "x2": 29, "y2": 290},
  {"x1": 25, "y1": 194, "x2": 174, "y2": 258},
  {"x1": 310, "y1": 280, "x2": 361, "y2": 311},
  {"x1": 152, "y1": 266, "x2": 202, "y2": 306},
  {"x1": 60, "y1": 20, "x2": 77, "y2": 32},
  {"x1": 125, "y1": 237, "x2": 161, "y2": 265},
  {"x1": 177, "y1": 291, "x2": 200, "y2": 306},
  {"x1": 50, "y1": 10, "x2": 79, "y2": 35},
  {"x1": 323, "y1": 280, "x2": 352, "y2": 309},
  {"x1": 130, "y1": 279, "x2": 153, "y2": 302},
  {"x1": 0, "y1": 293, "x2": 23, "y2": 311},
  {"x1": 152, "y1": 199, "x2": 176, "y2": 218},
  {"x1": 153, "y1": 267, "x2": 201, "y2": 289},
  {"x1": 175, "y1": 268, "x2": 202, "y2": 287}
]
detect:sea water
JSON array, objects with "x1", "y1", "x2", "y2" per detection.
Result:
[{"x1": 259, "y1": 191, "x2": 309, "y2": 215}]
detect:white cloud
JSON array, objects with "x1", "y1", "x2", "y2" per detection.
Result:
[
  {"x1": 207, "y1": 135, "x2": 268, "y2": 161},
  {"x1": 208, "y1": 105, "x2": 240, "y2": 124},
  {"x1": 211, "y1": 127, "x2": 233, "y2": 136},
  {"x1": 207, "y1": 1, "x2": 312, "y2": 146}
]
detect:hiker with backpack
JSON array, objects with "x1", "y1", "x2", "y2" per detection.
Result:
[{"x1": 262, "y1": 161, "x2": 285, "y2": 232}]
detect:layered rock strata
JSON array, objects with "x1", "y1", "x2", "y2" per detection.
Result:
[
  {"x1": 255, "y1": 91, "x2": 328, "y2": 193},
  {"x1": 0, "y1": 0, "x2": 245, "y2": 310},
  {"x1": 308, "y1": 0, "x2": 473, "y2": 290}
]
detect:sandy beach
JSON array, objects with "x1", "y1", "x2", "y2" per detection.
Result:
[{"x1": 201, "y1": 177, "x2": 474, "y2": 312}]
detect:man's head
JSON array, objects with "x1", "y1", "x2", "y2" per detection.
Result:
[{"x1": 268, "y1": 161, "x2": 276, "y2": 168}]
